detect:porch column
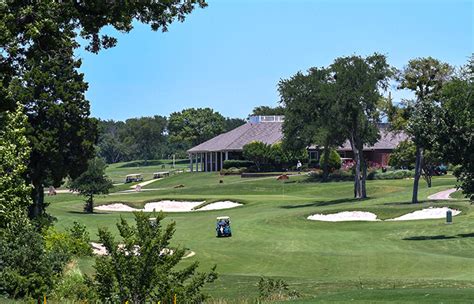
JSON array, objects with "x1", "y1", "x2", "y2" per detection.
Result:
[
  {"x1": 195, "y1": 154, "x2": 198, "y2": 172},
  {"x1": 200, "y1": 153, "x2": 203, "y2": 171},
  {"x1": 210, "y1": 152, "x2": 213, "y2": 172},
  {"x1": 220, "y1": 152, "x2": 223, "y2": 170},
  {"x1": 225, "y1": 151, "x2": 229, "y2": 160},
  {"x1": 205, "y1": 153, "x2": 208, "y2": 172},
  {"x1": 189, "y1": 153, "x2": 193, "y2": 172},
  {"x1": 214, "y1": 152, "x2": 218, "y2": 171}
]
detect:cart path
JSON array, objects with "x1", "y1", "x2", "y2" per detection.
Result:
[
  {"x1": 427, "y1": 188, "x2": 457, "y2": 200},
  {"x1": 130, "y1": 178, "x2": 162, "y2": 189}
]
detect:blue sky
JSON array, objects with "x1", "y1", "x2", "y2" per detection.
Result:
[{"x1": 77, "y1": 0, "x2": 473, "y2": 121}]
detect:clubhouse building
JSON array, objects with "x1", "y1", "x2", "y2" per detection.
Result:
[{"x1": 187, "y1": 116, "x2": 407, "y2": 172}]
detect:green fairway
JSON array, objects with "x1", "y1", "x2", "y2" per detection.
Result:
[{"x1": 46, "y1": 169, "x2": 474, "y2": 302}]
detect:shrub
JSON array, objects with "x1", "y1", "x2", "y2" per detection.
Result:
[
  {"x1": 223, "y1": 160, "x2": 254, "y2": 169},
  {"x1": 329, "y1": 169, "x2": 353, "y2": 180},
  {"x1": 371, "y1": 169, "x2": 415, "y2": 180},
  {"x1": 220, "y1": 167, "x2": 246, "y2": 175},
  {"x1": 44, "y1": 222, "x2": 92, "y2": 257},
  {"x1": 258, "y1": 276, "x2": 300, "y2": 301},
  {"x1": 319, "y1": 149, "x2": 342, "y2": 171},
  {"x1": 52, "y1": 264, "x2": 96, "y2": 302}
]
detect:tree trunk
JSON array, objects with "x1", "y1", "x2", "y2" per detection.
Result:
[
  {"x1": 361, "y1": 156, "x2": 367, "y2": 198},
  {"x1": 29, "y1": 181, "x2": 44, "y2": 218},
  {"x1": 322, "y1": 146, "x2": 330, "y2": 182},
  {"x1": 84, "y1": 195, "x2": 94, "y2": 213},
  {"x1": 350, "y1": 137, "x2": 362, "y2": 199},
  {"x1": 412, "y1": 145, "x2": 424, "y2": 203}
]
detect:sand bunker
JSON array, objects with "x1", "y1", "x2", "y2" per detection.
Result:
[
  {"x1": 91, "y1": 242, "x2": 195, "y2": 258},
  {"x1": 387, "y1": 207, "x2": 461, "y2": 221},
  {"x1": 95, "y1": 200, "x2": 241, "y2": 212},
  {"x1": 307, "y1": 211, "x2": 380, "y2": 222},
  {"x1": 196, "y1": 201, "x2": 242, "y2": 211}
]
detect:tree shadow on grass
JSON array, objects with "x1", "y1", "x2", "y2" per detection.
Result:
[
  {"x1": 280, "y1": 197, "x2": 366, "y2": 209},
  {"x1": 403, "y1": 233, "x2": 474, "y2": 241},
  {"x1": 383, "y1": 200, "x2": 435, "y2": 206},
  {"x1": 67, "y1": 211, "x2": 111, "y2": 215}
]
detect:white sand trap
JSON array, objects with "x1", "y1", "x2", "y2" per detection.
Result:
[
  {"x1": 307, "y1": 211, "x2": 380, "y2": 222},
  {"x1": 196, "y1": 201, "x2": 242, "y2": 211},
  {"x1": 95, "y1": 200, "x2": 241, "y2": 212},
  {"x1": 95, "y1": 203, "x2": 139, "y2": 212},
  {"x1": 387, "y1": 207, "x2": 461, "y2": 221},
  {"x1": 91, "y1": 242, "x2": 195, "y2": 258}
]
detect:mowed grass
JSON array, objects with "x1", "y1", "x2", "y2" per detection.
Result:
[{"x1": 46, "y1": 168, "x2": 474, "y2": 303}]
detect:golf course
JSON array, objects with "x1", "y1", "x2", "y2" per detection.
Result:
[{"x1": 46, "y1": 160, "x2": 474, "y2": 303}]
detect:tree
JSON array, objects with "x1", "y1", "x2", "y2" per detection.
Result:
[
  {"x1": 123, "y1": 116, "x2": 168, "y2": 162},
  {"x1": 0, "y1": 104, "x2": 31, "y2": 228},
  {"x1": 319, "y1": 149, "x2": 342, "y2": 171},
  {"x1": 243, "y1": 141, "x2": 272, "y2": 171},
  {"x1": 398, "y1": 57, "x2": 453, "y2": 203},
  {"x1": 69, "y1": 158, "x2": 114, "y2": 213},
  {"x1": 330, "y1": 54, "x2": 393, "y2": 198},
  {"x1": 269, "y1": 142, "x2": 308, "y2": 167},
  {"x1": 250, "y1": 105, "x2": 286, "y2": 116},
  {"x1": 97, "y1": 120, "x2": 130, "y2": 164},
  {"x1": 279, "y1": 67, "x2": 346, "y2": 181},
  {"x1": 168, "y1": 108, "x2": 226, "y2": 148},
  {"x1": 94, "y1": 212, "x2": 217, "y2": 303},
  {"x1": 435, "y1": 58, "x2": 473, "y2": 200},
  {"x1": 224, "y1": 117, "x2": 246, "y2": 131},
  {"x1": 1, "y1": 0, "x2": 207, "y2": 219}
]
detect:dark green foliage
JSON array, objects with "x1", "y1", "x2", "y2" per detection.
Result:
[
  {"x1": 169, "y1": 108, "x2": 226, "y2": 149},
  {"x1": 93, "y1": 212, "x2": 217, "y2": 303},
  {"x1": 435, "y1": 61, "x2": 473, "y2": 201},
  {"x1": 223, "y1": 160, "x2": 255, "y2": 169},
  {"x1": 258, "y1": 276, "x2": 300, "y2": 301},
  {"x1": 250, "y1": 105, "x2": 286, "y2": 116},
  {"x1": 0, "y1": 222, "x2": 69, "y2": 299},
  {"x1": 243, "y1": 141, "x2": 272, "y2": 171},
  {"x1": 224, "y1": 117, "x2": 246, "y2": 131},
  {"x1": 368, "y1": 169, "x2": 415, "y2": 180},
  {"x1": 397, "y1": 57, "x2": 454, "y2": 203},
  {"x1": 269, "y1": 142, "x2": 308, "y2": 166},
  {"x1": 389, "y1": 140, "x2": 417, "y2": 169},
  {"x1": 69, "y1": 158, "x2": 113, "y2": 213},
  {"x1": 319, "y1": 149, "x2": 342, "y2": 171}
]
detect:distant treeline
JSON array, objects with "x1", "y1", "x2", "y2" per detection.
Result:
[{"x1": 97, "y1": 108, "x2": 246, "y2": 163}]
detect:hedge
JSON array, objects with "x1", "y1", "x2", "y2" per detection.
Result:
[{"x1": 223, "y1": 160, "x2": 255, "y2": 169}]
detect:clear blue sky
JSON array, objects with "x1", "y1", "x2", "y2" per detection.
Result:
[{"x1": 77, "y1": 0, "x2": 473, "y2": 121}]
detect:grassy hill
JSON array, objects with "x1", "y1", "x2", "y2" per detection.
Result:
[{"x1": 46, "y1": 164, "x2": 474, "y2": 303}]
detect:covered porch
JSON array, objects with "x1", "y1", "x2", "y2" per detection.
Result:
[{"x1": 188, "y1": 151, "x2": 232, "y2": 172}]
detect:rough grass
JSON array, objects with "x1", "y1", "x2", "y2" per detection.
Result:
[{"x1": 45, "y1": 166, "x2": 474, "y2": 303}]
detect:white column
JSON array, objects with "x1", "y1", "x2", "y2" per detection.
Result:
[
  {"x1": 214, "y1": 152, "x2": 218, "y2": 171},
  {"x1": 220, "y1": 152, "x2": 223, "y2": 171},
  {"x1": 205, "y1": 153, "x2": 208, "y2": 172},
  {"x1": 189, "y1": 153, "x2": 193, "y2": 172},
  {"x1": 225, "y1": 151, "x2": 229, "y2": 160},
  {"x1": 195, "y1": 154, "x2": 198, "y2": 172},
  {"x1": 200, "y1": 153, "x2": 203, "y2": 171},
  {"x1": 210, "y1": 152, "x2": 213, "y2": 172}
]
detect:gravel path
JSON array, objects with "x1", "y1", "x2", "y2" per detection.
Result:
[{"x1": 427, "y1": 188, "x2": 457, "y2": 200}]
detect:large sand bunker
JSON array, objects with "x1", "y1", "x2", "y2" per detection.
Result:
[
  {"x1": 95, "y1": 200, "x2": 242, "y2": 212},
  {"x1": 386, "y1": 207, "x2": 461, "y2": 221},
  {"x1": 307, "y1": 211, "x2": 380, "y2": 222}
]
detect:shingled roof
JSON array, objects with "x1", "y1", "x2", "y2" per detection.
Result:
[
  {"x1": 188, "y1": 120, "x2": 407, "y2": 153},
  {"x1": 187, "y1": 121, "x2": 284, "y2": 153}
]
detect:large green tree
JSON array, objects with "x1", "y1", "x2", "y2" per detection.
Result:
[
  {"x1": 168, "y1": 108, "x2": 226, "y2": 148},
  {"x1": 250, "y1": 105, "x2": 286, "y2": 116},
  {"x1": 330, "y1": 54, "x2": 393, "y2": 198},
  {"x1": 279, "y1": 67, "x2": 346, "y2": 181},
  {"x1": 1, "y1": 0, "x2": 207, "y2": 218},
  {"x1": 435, "y1": 58, "x2": 473, "y2": 200},
  {"x1": 397, "y1": 57, "x2": 453, "y2": 203}
]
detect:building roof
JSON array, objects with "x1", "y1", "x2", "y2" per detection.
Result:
[
  {"x1": 187, "y1": 121, "x2": 284, "y2": 153},
  {"x1": 188, "y1": 118, "x2": 407, "y2": 154}
]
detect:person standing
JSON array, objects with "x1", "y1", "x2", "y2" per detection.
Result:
[{"x1": 296, "y1": 160, "x2": 302, "y2": 174}]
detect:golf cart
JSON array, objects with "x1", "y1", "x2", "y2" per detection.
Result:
[
  {"x1": 216, "y1": 216, "x2": 232, "y2": 237},
  {"x1": 125, "y1": 174, "x2": 143, "y2": 183}
]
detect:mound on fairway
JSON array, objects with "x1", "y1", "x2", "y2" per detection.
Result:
[
  {"x1": 307, "y1": 211, "x2": 380, "y2": 222},
  {"x1": 95, "y1": 200, "x2": 241, "y2": 212},
  {"x1": 387, "y1": 207, "x2": 461, "y2": 221}
]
